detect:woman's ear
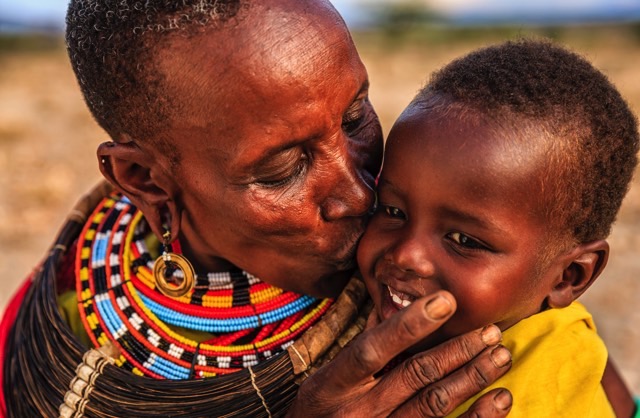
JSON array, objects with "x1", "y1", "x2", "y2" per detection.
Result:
[
  {"x1": 547, "y1": 240, "x2": 609, "y2": 309},
  {"x1": 97, "y1": 140, "x2": 181, "y2": 240}
]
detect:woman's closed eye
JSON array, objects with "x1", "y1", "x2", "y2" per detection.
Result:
[
  {"x1": 447, "y1": 232, "x2": 491, "y2": 251},
  {"x1": 254, "y1": 153, "x2": 309, "y2": 188},
  {"x1": 342, "y1": 98, "x2": 367, "y2": 135}
]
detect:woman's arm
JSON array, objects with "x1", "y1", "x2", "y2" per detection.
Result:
[
  {"x1": 602, "y1": 357, "x2": 636, "y2": 418},
  {"x1": 288, "y1": 291, "x2": 512, "y2": 417}
]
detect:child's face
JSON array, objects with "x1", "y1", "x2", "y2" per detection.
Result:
[{"x1": 358, "y1": 106, "x2": 563, "y2": 350}]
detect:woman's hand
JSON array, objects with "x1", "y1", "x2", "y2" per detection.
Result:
[{"x1": 287, "y1": 291, "x2": 512, "y2": 417}]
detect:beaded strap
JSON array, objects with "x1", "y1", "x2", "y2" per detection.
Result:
[{"x1": 76, "y1": 193, "x2": 333, "y2": 379}]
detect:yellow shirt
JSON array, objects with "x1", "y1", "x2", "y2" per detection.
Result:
[{"x1": 449, "y1": 302, "x2": 614, "y2": 417}]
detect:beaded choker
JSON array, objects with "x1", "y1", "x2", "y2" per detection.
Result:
[{"x1": 76, "y1": 193, "x2": 333, "y2": 380}]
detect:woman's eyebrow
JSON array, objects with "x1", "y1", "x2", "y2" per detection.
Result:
[
  {"x1": 242, "y1": 79, "x2": 370, "y2": 173},
  {"x1": 357, "y1": 80, "x2": 370, "y2": 95}
]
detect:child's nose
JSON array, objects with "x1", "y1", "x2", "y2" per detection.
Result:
[{"x1": 388, "y1": 235, "x2": 436, "y2": 279}]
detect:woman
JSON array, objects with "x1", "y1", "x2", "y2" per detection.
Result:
[{"x1": 2, "y1": 0, "x2": 516, "y2": 416}]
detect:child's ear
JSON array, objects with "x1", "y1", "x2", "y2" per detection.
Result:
[
  {"x1": 97, "y1": 140, "x2": 181, "y2": 240},
  {"x1": 547, "y1": 240, "x2": 609, "y2": 309}
]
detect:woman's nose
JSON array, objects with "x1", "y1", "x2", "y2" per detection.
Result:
[{"x1": 320, "y1": 156, "x2": 375, "y2": 222}]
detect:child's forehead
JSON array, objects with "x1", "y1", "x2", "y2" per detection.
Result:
[
  {"x1": 390, "y1": 106, "x2": 547, "y2": 162},
  {"x1": 384, "y1": 105, "x2": 554, "y2": 207},
  {"x1": 379, "y1": 109, "x2": 560, "y2": 256}
]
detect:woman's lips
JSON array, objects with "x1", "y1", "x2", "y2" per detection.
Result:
[{"x1": 330, "y1": 221, "x2": 367, "y2": 270}]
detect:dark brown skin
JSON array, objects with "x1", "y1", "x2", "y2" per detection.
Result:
[
  {"x1": 358, "y1": 104, "x2": 609, "y2": 351},
  {"x1": 355, "y1": 99, "x2": 633, "y2": 415},
  {"x1": 97, "y1": 1, "x2": 514, "y2": 415},
  {"x1": 602, "y1": 358, "x2": 636, "y2": 417},
  {"x1": 288, "y1": 291, "x2": 514, "y2": 417}
]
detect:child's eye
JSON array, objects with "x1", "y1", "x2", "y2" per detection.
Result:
[
  {"x1": 382, "y1": 205, "x2": 406, "y2": 220},
  {"x1": 448, "y1": 232, "x2": 488, "y2": 251}
]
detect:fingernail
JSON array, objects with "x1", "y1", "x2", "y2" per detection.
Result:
[
  {"x1": 481, "y1": 324, "x2": 502, "y2": 346},
  {"x1": 425, "y1": 295, "x2": 452, "y2": 319},
  {"x1": 494, "y1": 389, "x2": 512, "y2": 411},
  {"x1": 490, "y1": 346, "x2": 511, "y2": 368}
]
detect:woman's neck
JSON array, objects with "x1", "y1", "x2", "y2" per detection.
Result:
[{"x1": 178, "y1": 235, "x2": 236, "y2": 274}]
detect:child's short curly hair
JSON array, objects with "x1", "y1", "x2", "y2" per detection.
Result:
[{"x1": 414, "y1": 39, "x2": 639, "y2": 245}]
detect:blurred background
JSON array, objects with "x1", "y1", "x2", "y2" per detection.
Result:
[{"x1": 1, "y1": 0, "x2": 639, "y2": 394}]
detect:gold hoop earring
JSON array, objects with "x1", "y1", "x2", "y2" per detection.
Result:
[{"x1": 153, "y1": 231, "x2": 195, "y2": 298}]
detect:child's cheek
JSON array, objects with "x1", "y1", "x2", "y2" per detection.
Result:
[{"x1": 357, "y1": 225, "x2": 387, "y2": 319}]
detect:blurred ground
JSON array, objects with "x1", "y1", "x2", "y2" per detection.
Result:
[{"x1": 0, "y1": 27, "x2": 639, "y2": 393}]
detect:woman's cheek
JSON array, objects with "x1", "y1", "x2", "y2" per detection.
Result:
[{"x1": 244, "y1": 188, "x2": 316, "y2": 235}]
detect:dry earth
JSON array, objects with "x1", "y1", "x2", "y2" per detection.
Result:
[{"x1": 0, "y1": 29, "x2": 639, "y2": 393}]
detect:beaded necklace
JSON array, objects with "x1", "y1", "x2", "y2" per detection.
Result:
[{"x1": 76, "y1": 193, "x2": 333, "y2": 380}]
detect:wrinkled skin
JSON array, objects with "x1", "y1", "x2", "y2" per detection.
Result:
[
  {"x1": 288, "y1": 292, "x2": 513, "y2": 417},
  {"x1": 98, "y1": 0, "x2": 513, "y2": 416},
  {"x1": 102, "y1": 0, "x2": 382, "y2": 298}
]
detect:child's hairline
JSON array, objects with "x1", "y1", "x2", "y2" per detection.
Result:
[{"x1": 402, "y1": 90, "x2": 582, "y2": 259}]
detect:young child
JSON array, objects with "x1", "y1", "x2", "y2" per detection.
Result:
[{"x1": 357, "y1": 39, "x2": 639, "y2": 417}]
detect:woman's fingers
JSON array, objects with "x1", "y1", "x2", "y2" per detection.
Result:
[
  {"x1": 332, "y1": 291, "x2": 458, "y2": 389},
  {"x1": 387, "y1": 345, "x2": 512, "y2": 417},
  {"x1": 457, "y1": 388, "x2": 513, "y2": 418},
  {"x1": 287, "y1": 291, "x2": 512, "y2": 418},
  {"x1": 287, "y1": 292, "x2": 460, "y2": 417}
]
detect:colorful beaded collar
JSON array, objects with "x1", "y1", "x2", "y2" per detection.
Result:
[{"x1": 76, "y1": 193, "x2": 333, "y2": 379}]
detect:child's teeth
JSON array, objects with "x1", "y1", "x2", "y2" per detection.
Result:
[{"x1": 388, "y1": 286, "x2": 413, "y2": 308}]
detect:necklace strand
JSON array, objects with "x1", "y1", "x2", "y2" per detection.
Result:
[{"x1": 76, "y1": 193, "x2": 333, "y2": 379}]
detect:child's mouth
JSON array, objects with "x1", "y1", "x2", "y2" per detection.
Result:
[{"x1": 387, "y1": 285, "x2": 417, "y2": 309}]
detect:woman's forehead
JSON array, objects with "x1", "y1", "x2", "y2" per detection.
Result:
[
  {"x1": 155, "y1": 2, "x2": 363, "y2": 111},
  {"x1": 153, "y1": 20, "x2": 367, "y2": 156}
]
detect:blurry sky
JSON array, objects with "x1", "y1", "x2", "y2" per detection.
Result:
[
  {"x1": 334, "y1": 0, "x2": 640, "y2": 26},
  {"x1": 0, "y1": 0, "x2": 68, "y2": 27},
  {"x1": 1, "y1": 0, "x2": 640, "y2": 29}
]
